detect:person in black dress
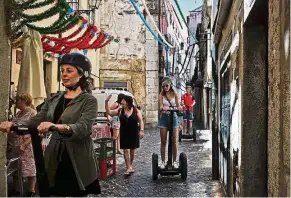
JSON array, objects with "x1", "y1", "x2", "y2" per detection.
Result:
[{"x1": 105, "y1": 94, "x2": 144, "y2": 175}]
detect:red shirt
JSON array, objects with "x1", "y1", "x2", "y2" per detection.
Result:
[{"x1": 182, "y1": 93, "x2": 195, "y2": 111}]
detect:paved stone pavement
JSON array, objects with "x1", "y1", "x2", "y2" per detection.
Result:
[{"x1": 98, "y1": 128, "x2": 224, "y2": 197}]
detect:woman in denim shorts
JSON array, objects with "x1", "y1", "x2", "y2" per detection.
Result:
[
  {"x1": 107, "y1": 94, "x2": 125, "y2": 154},
  {"x1": 158, "y1": 77, "x2": 182, "y2": 169}
]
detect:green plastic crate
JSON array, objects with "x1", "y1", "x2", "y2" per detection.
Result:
[{"x1": 93, "y1": 138, "x2": 116, "y2": 160}]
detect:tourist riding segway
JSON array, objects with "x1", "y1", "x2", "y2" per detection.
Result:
[
  {"x1": 179, "y1": 105, "x2": 196, "y2": 142},
  {"x1": 152, "y1": 107, "x2": 187, "y2": 180},
  {"x1": 10, "y1": 125, "x2": 55, "y2": 197}
]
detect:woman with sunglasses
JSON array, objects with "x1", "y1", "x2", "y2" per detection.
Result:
[{"x1": 158, "y1": 77, "x2": 182, "y2": 169}]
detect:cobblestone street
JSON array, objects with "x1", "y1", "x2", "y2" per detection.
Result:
[{"x1": 98, "y1": 129, "x2": 223, "y2": 197}]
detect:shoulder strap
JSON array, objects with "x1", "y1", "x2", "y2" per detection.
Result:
[
  {"x1": 164, "y1": 95, "x2": 174, "y2": 107},
  {"x1": 56, "y1": 107, "x2": 70, "y2": 124}
]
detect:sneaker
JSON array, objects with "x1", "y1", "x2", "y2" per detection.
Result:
[
  {"x1": 160, "y1": 162, "x2": 166, "y2": 169},
  {"x1": 173, "y1": 161, "x2": 179, "y2": 169}
]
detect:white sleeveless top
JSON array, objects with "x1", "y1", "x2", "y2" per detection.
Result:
[{"x1": 162, "y1": 96, "x2": 176, "y2": 109}]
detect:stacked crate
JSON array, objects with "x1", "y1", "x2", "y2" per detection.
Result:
[{"x1": 92, "y1": 124, "x2": 116, "y2": 179}]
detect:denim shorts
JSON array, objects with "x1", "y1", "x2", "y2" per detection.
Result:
[
  {"x1": 183, "y1": 110, "x2": 193, "y2": 120},
  {"x1": 158, "y1": 112, "x2": 179, "y2": 129}
]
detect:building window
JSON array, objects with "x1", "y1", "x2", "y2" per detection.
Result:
[
  {"x1": 103, "y1": 81, "x2": 128, "y2": 89},
  {"x1": 68, "y1": 0, "x2": 79, "y2": 10}
]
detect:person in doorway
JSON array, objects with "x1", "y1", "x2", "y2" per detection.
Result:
[
  {"x1": 8, "y1": 93, "x2": 37, "y2": 197},
  {"x1": 107, "y1": 93, "x2": 125, "y2": 155},
  {"x1": 0, "y1": 53, "x2": 101, "y2": 197},
  {"x1": 181, "y1": 84, "x2": 195, "y2": 133},
  {"x1": 158, "y1": 77, "x2": 182, "y2": 169},
  {"x1": 105, "y1": 94, "x2": 144, "y2": 176}
]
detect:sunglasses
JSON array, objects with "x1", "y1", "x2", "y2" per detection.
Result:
[{"x1": 162, "y1": 84, "x2": 170, "y2": 88}]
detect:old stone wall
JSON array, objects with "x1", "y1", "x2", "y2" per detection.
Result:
[
  {"x1": 145, "y1": 0, "x2": 159, "y2": 128},
  {"x1": 99, "y1": 0, "x2": 146, "y2": 116},
  {"x1": 268, "y1": 0, "x2": 290, "y2": 196},
  {"x1": 0, "y1": 1, "x2": 11, "y2": 196},
  {"x1": 216, "y1": 0, "x2": 243, "y2": 196},
  {"x1": 100, "y1": 0, "x2": 159, "y2": 127}
]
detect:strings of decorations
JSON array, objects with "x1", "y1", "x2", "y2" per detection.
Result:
[{"x1": 10, "y1": 0, "x2": 116, "y2": 54}]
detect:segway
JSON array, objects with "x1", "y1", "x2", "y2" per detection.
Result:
[
  {"x1": 179, "y1": 106, "x2": 196, "y2": 142},
  {"x1": 152, "y1": 108, "x2": 187, "y2": 180},
  {"x1": 11, "y1": 125, "x2": 52, "y2": 197}
]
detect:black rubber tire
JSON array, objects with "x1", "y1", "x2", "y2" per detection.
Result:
[
  {"x1": 193, "y1": 127, "x2": 197, "y2": 142},
  {"x1": 179, "y1": 152, "x2": 187, "y2": 180},
  {"x1": 152, "y1": 153, "x2": 159, "y2": 180}
]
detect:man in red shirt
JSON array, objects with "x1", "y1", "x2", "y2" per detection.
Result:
[{"x1": 181, "y1": 85, "x2": 195, "y2": 133}]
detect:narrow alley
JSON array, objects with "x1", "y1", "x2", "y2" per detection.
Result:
[{"x1": 99, "y1": 129, "x2": 223, "y2": 197}]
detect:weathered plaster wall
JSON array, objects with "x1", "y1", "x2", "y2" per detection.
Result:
[
  {"x1": 100, "y1": 0, "x2": 160, "y2": 127},
  {"x1": 99, "y1": 0, "x2": 147, "y2": 117},
  {"x1": 268, "y1": 0, "x2": 290, "y2": 196},
  {"x1": 242, "y1": 24, "x2": 268, "y2": 197},
  {"x1": 216, "y1": 0, "x2": 242, "y2": 196},
  {"x1": 0, "y1": 2, "x2": 11, "y2": 195}
]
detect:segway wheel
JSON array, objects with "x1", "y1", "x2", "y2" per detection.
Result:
[
  {"x1": 193, "y1": 127, "x2": 197, "y2": 142},
  {"x1": 152, "y1": 153, "x2": 159, "y2": 180},
  {"x1": 179, "y1": 152, "x2": 187, "y2": 179}
]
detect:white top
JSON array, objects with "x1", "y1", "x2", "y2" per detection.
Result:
[{"x1": 162, "y1": 96, "x2": 176, "y2": 109}]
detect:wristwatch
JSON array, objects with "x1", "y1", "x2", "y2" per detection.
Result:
[{"x1": 63, "y1": 124, "x2": 71, "y2": 131}]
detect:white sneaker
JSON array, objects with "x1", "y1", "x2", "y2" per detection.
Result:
[
  {"x1": 160, "y1": 162, "x2": 166, "y2": 169},
  {"x1": 173, "y1": 161, "x2": 179, "y2": 169}
]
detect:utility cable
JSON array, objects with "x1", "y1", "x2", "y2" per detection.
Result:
[
  {"x1": 179, "y1": 44, "x2": 195, "y2": 75},
  {"x1": 141, "y1": 0, "x2": 174, "y2": 48},
  {"x1": 164, "y1": 0, "x2": 188, "y2": 45},
  {"x1": 173, "y1": 0, "x2": 198, "y2": 44},
  {"x1": 128, "y1": 0, "x2": 167, "y2": 48}
]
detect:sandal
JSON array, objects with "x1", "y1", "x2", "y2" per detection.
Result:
[
  {"x1": 124, "y1": 170, "x2": 131, "y2": 176},
  {"x1": 129, "y1": 168, "x2": 135, "y2": 173}
]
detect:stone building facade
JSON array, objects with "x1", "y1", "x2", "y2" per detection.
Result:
[
  {"x1": 208, "y1": 0, "x2": 290, "y2": 196},
  {"x1": 99, "y1": 0, "x2": 160, "y2": 127}
]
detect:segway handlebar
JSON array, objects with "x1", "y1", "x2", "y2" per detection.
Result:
[
  {"x1": 161, "y1": 106, "x2": 182, "y2": 113},
  {"x1": 11, "y1": 125, "x2": 58, "y2": 135}
]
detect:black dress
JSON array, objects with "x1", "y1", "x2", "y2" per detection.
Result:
[
  {"x1": 119, "y1": 107, "x2": 140, "y2": 149},
  {"x1": 50, "y1": 95, "x2": 101, "y2": 197}
]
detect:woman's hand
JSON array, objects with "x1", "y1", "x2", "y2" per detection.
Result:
[
  {"x1": 105, "y1": 95, "x2": 112, "y2": 103},
  {"x1": 0, "y1": 121, "x2": 13, "y2": 133},
  {"x1": 139, "y1": 130, "x2": 144, "y2": 139},
  {"x1": 37, "y1": 122, "x2": 55, "y2": 134},
  {"x1": 19, "y1": 144, "x2": 26, "y2": 153}
]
